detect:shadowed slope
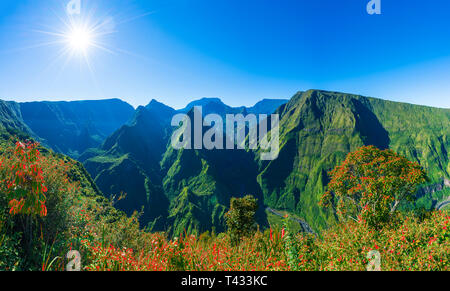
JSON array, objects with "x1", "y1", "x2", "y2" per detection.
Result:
[{"x1": 20, "y1": 99, "x2": 135, "y2": 158}]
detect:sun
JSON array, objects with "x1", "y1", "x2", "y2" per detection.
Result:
[
  {"x1": 67, "y1": 26, "x2": 93, "y2": 52},
  {"x1": 64, "y1": 24, "x2": 96, "y2": 54},
  {"x1": 30, "y1": 4, "x2": 154, "y2": 71}
]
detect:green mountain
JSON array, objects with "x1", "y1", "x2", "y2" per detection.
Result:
[
  {"x1": 257, "y1": 90, "x2": 450, "y2": 231},
  {"x1": 161, "y1": 138, "x2": 267, "y2": 235},
  {"x1": 83, "y1": 100, "x2": 175, "y2": 229},
  {"x1": 81, "y1": 90, "x2": 449, "y2": 235},
  {"x1": 0, "y1": 91, "x2": 448, "y2": 237},
  {"x1": 83, "y1": 98, "x2": 284, "y2": 234},
  {"x1": 19, "y1": 99, "x2": 135, "y2": 158}
]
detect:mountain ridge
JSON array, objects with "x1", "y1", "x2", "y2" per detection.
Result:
[
  {"x1": 19, "y1": 99, "x2": 135, "y2": 158},
  {"x1": 256, "y1": 89, "x2": 449, "y2": 231},
  {"x1": 1, "y1": 90, "x2": 447, "y2": 235},
  {"x1": 82, "y1": 96, "x2": 286, "y2": 234},
  {"x1": 81, "y1": 90, "x2": 450, "y2": 235}
]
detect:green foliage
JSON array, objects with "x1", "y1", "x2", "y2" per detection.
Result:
[
  {"x1": 0, "y1": 139, "x2": 148, "y2": 270},
  {"x1": 308, "y1": 211, "x2": 449, "y2": 271},
  {"x1": 72, "y1": 211, "x2": 450, "y2": 271},
  {"x1": 282, "y1": 215, "x2": 300, "y2": 271},
  {"x1": 225, "y1": 195, "x2": 258, "y2": 245},
  {"x1": 0, "y1": 139, "x2": 447, "y2": 271}
]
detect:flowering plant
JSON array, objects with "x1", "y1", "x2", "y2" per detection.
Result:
[
  {"x1": 0, "y1": 141, "x2": 48, "y2": 217},
  {"x1": 321, "y1": 146, "x2": 428, "y2": 228}
]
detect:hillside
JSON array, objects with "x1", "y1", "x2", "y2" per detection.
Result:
[
  {"x1": 83, "y1": 100, "x2": 175, "y2": 229},
  {"x1": 0, "y1": 137, "x2": 447, "y2": 271},
  {"x1": 83, "y1": 97, "x2": 285, "y2": 234},
  {"x1": 80, "y1": 90, "x2": 450, "y2": 234},
  {"x1": 258, "y1": 90, "x2": 450, "y2": 231},
  {"x1": 0, "y1": 92, "x2": 448, "y2": 271},
  {"x1": 19, "y1": 99, "x2": 135, "y2": 158},
  {"x1": 0, "y1": 100, "x2": 35, "y2": 140}
]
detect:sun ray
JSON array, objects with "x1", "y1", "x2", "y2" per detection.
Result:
[
  {"x1": 115, "y1": 11, "x2": 157, "y2": 26},
  {"x1": 39, "y1": 47, "x2": 73, "y2": 75},
  {"x1": 90, "y1": 43, "x2": 116, "y2": 55},
  {"x1": 0, "y1": 41, "x2": 65, "y2": 54},
  {"x1": 31, "y1": 30, "x2": 66, "y2": 38},
  {"x1": 82, "y1": 49, "x2": 104, "y2": 98}
]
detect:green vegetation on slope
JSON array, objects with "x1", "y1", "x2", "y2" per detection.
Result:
[
  {"x1": 0, "y1": 136, "x2": 448, "y2": 271},
  {"x1": 83, "y1": 101, "x2": 175, "y2": 231},
  {"x1": 266, "y1": 209, "x2": 304, "y2": 234},
  {"x1": 83, "y1": 99, "x2": 281, "y2": 236},
  {"x1": 258, "y1": 90, "x2": 450, "y2": 232},
  {"x1": 0, "y1": 140, "x2": 136, "y2": 270},
  {"x1": 81, "y1": 90, "x2": 449, "y2": 235}
]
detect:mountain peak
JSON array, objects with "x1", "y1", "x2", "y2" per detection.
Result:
[
  {"x1": 196, "y1": 97, "x2": 223, "y2": 104},
  {"x1": 129, "y1": 99, "x2": 176, "y2": 126},
  {"x1": 146, "y1": 99, "x2": 175, "y2": 111},
  {"x1": 248, "y1": 99, "x2": 288, "y2": 115},
  {"x1": 181, "y1": 98, "x2": 225, "y2": 112}
]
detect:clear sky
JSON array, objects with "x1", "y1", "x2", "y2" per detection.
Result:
[{"x1": 0, "y1": 0, "x2": 449, "y2": 109}]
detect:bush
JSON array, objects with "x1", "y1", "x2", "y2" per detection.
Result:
[
  {"x1": 0, "y1": 140, "x2": 146, "y2": 270},
  {"x1": 225, "y1": 195, "x2": 258, "y2": 245},
  {"x1": 321, "y1": 146, "x2": 428, "y2": 228},
  {"x1": 0, "y1": 141, "x2": 78, "y2": 269}
]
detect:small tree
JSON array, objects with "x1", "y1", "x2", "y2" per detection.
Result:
[
  {"x1": 0, "y1": 141, "x2": 49, "y2": 252},
  {"x1": 0, "y1": 141, "x2": 76, "y2": 255},
  {"x1": 320, "y1": 146, "x2": 428, "y2": 228},
  {"x1": 225, "y1": 195, "x2": 258, "y2": 245},
  {"x1": 1, "y1": 142, "x2": 48, "y2": 218}
]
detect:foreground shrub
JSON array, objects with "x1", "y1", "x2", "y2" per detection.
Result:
[
  {"x1": 310, "y1": 211, "x2": 449, "y2": 271},
  {"x1": 0, "y1": 141, "x2": 78, "y2": 269},
  {"x1": 0, "y1": 140, "x2": 139, "y2": 270},
  {"x1": 321, "y1": 146, "x2": 428, "y2": 228},
  {"x1": 225, "y1": 195, "x2": 258, "y2": 245}
]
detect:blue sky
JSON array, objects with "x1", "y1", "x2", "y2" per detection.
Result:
[{"x1": 0, "y1": 0, "x2": 449, "y2": 109}]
